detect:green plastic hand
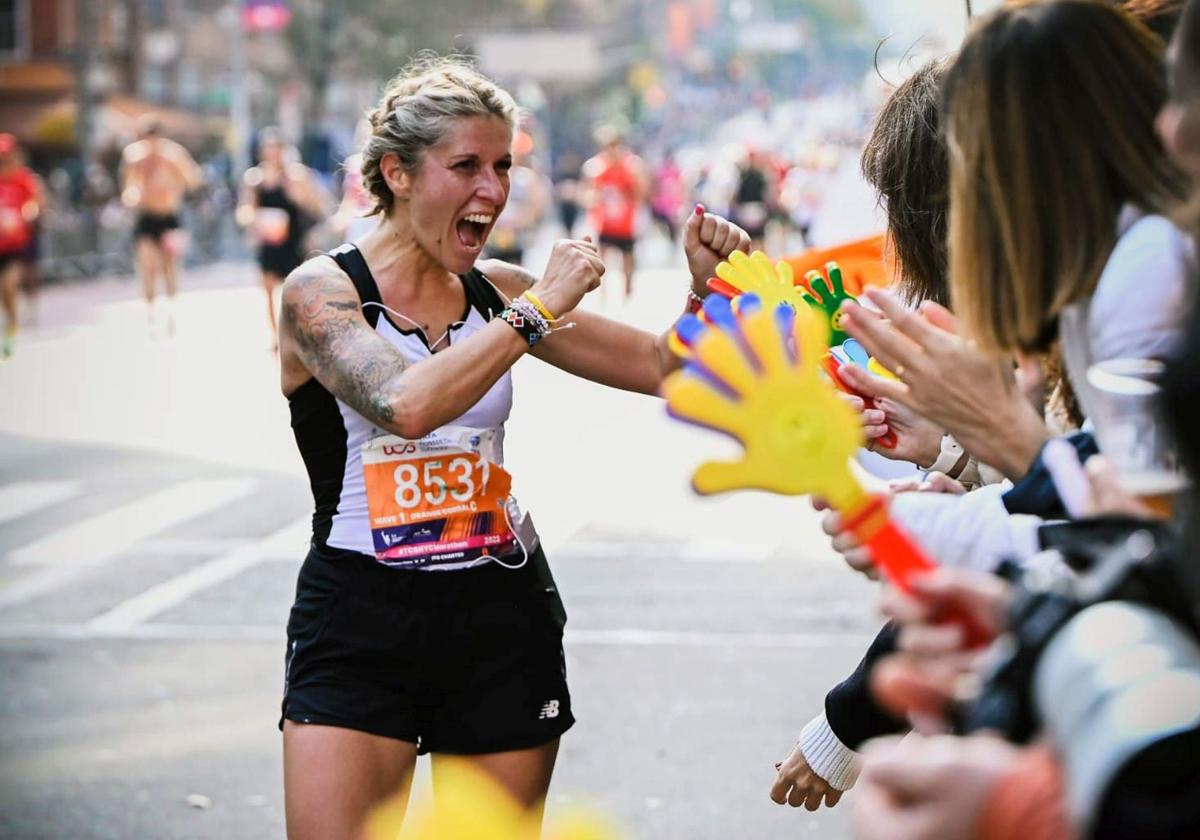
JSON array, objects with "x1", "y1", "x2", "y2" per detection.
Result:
[
  {"x1": 662, "y1": 297, "x2": 867, "y2": 509},
  {"x1": 712, "y1": 250, "x2": 806, "y2": 312},
  {"x1": 800, "y1": 262, "x2": 856, "y2": 346}
]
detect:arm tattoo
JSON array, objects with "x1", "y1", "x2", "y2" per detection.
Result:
[{"x1": 282, "y1": 271, "x2": 407, "y2": 428}]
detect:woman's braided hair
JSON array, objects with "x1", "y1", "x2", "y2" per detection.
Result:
[{"x1": 360, "y1": 53, "x2": 517, "y2": 217}]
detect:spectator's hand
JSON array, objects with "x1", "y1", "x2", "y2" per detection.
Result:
[
  {"x1": 684, "y1": 205, "x2": 752, "y2": 296},
  {"x1": 853, "y1": 734, "x2": 1021, "y2": 840},
  {"x1": 839, "y1": 291, "x2": 1049, "y2": 480},
  {"x1": 816, "y1": 478, "x2": 966, "y2": 581},
  {"x1": 1083, "y1": 454, "x2": 1156, "y2": 518},
  {"x1": 770, "y1": 742, "x2": 845, "y2": 810},
  {"x1": 838, "y1": 392, "x2": 890, "y2": 449},
  {"x1": 843, "y1": 369, "x2": 944, "y2": 464},
  {"x1": 872, "y1": 569, "x2": 1011, "y2": 724}
]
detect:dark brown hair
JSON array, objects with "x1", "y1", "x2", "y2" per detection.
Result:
[{"x1": 861, "y1": 57, "x2": 952, "y2": 306}]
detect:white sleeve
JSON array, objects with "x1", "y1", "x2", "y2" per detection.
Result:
[
  {"x1": 798, "y1": 712, "x2": 860, "y2": 791},
  {"x1": 889, "y1": 484, "x2": 1043, "y2": 572},
  {"x1": 1087, "y1": 215, "x2": 1194, "y2": 363}
]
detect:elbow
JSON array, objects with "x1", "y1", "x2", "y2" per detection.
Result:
[
  {"x1": 383, "y1": 395, "x2": 441, "y2": 441},
  {"x1": 392, "y1": 417, "x2": 437, "y2": 441}
]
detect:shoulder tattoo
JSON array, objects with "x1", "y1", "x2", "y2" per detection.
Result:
[{"x1": 281, "y1": 269, "x2": 406, "y2": 427}]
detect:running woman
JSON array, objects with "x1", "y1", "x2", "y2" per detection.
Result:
[
  {"x1": 277, "y1": 56, "x2": 749, "y2": 839},
  {"x1": 238, "y1": 129, "x2": 327, "y2": 350}
]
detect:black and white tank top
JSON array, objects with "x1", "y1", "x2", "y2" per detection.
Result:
[{"x1": 288, "y1": 243, "x2": 513, "y2": 561}]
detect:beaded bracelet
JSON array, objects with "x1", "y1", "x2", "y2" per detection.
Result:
[
  {"x1": 521, "y1": 290, "x2": 557, "y2": 322},
  {"x1": 499, "y1": 297, "x2": 551, "y2": 347}
]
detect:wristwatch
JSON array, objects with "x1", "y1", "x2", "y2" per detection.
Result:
[{"x1": 924, "y1": 434, "x2": 971, "y2": 477}]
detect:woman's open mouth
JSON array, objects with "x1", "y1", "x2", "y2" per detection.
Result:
[{"x1": 456, "y1": 213, "x2": 493, "y2": 250}]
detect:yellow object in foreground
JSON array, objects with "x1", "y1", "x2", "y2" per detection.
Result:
[
  {"x1": 662, "y1": 296, "x2": 867, "y2": 512},
  {"x1": 713, "y1": 250, "x2": 807, "y2": 311},
  {"x1": 363, "y1": 760, "x2": 618, "y2": 840}
]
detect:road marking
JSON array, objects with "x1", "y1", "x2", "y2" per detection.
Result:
[
  {"x1": 0, "y1": 478, "x2": 257, "y2": 609},
  {"x1": 8, "y1": 478, "x2": 257, "y2": 566},
  {"x1": 555, "y1": 541, "x2": 788, "y2": 563},
  {"x1": 0, "y1": 622, "x2": 873, "y2": 647},
  {"x1": 138, "y1": 536, "x2": 301, "y2": 561},
  {"x1": 86, "y1": 517, "x2": 310, "y2": 633},
  {"x1": 0, "y1": 481, "x2": 82, "y2": 526},
  {"x1": 138, "y1": 537, "x2": 251, "y2": 556}
]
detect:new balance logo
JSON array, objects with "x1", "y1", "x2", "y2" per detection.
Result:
[{"x1": 538, "y1": 699, "x2": 560, "y2": 720}]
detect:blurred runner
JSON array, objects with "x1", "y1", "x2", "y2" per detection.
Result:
[
  {"x1": 650, "y1": 150, "x2": 687, "y2": 246},
  {"x1": 16, "y1": 142, "x2": 44, "y2": 327},
  {"x1": 238, "y1": 129, "x2": 328, "y2": 351},
  {"x1": 0, "y1": 133, "x2": 43, "y2": 357},
  {"x1": 120, "y1": 116, "x2": 202, "y2": 334},
  {"x1": 730, "y1": 146, "x2": 775, "y2": 252},
  {"x1": 582, "y1": 125, "x2": 648, "y2": 299},
  {"x1": 552, "y1": 150, "x2": 583, "y2": 236}
]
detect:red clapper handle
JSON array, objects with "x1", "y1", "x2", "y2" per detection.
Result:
[
  {"x1": 706, "y1": 276, "x2": 742, "y2": 301},
  {"x1": 842, "y1": 496, "x2": 993, "y2": 649},
  {"x1": 821, "y1": 356, "x2": 898, "y2": 450}
]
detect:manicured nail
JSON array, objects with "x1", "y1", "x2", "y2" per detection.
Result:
[{"x1": 695, "y1": 203, "x2": 705, "y2": 216}]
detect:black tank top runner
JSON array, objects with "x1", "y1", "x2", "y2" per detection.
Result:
[{"x1": 288, "y1": 246, "x2": 506, "y2": 546}]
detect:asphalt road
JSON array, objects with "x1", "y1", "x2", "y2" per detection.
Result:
[{"x1": 0, "y1": 253, "x2": 886, "y2": 839}]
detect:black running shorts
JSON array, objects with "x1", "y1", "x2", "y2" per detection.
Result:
[
  {"x1": 280, "y1": 541, "x2": 574, "y2": 755},
  {"x1": 598, "y1": 233, "x2": 636, "y2": 254},
  {"x1": 134, "y1": 212, "x2": 180, "y2": 242}
]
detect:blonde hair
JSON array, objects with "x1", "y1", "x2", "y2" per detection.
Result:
[
  {"x1": 945, "y1": 0, "x2": 1189, "y2": 353},
  {"x1": 360, "y1": 54, "x2": 517, "y2": 216}
]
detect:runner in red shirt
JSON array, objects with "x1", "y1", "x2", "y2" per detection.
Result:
[
  {"x1": 582, "y1": 126, "x2": 648, "y2": 300},
  {"x1": 0, "y1": 134, "x2": 43, "y2": 357}
]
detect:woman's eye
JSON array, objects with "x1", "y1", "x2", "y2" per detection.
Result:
[{"x1": 454, "y1": 160, "x2": 475, "y2": 171}]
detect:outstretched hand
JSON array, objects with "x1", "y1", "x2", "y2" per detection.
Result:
[{"x1": 662, "y1": 292, "x2": 864, "y2": 508}]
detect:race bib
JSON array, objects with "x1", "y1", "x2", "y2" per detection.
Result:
[{"x1": 362, "y1": 427, "x2": 519, "y2": 567}]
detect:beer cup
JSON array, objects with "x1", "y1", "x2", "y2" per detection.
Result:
[{"x1": 1086, "y1": 358, "x2": 1187, "y2": 518}]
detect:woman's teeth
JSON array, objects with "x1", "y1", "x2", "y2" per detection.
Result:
[{"x1": 463, "y1": 213, "x2": 493, "y2": 225}]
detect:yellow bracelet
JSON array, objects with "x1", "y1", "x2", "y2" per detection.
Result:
[{"x1": 521, "y1": 290, "x2": 557, "y2": 322}]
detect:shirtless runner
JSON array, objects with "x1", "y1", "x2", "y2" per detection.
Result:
[{"x1": 120, "y1": 116, "x2": 202, "y2": 333}]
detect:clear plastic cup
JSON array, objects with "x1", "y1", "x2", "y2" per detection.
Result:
[{"x1": 1086, "y1": 358, "x2": 1187, "y2": 517}]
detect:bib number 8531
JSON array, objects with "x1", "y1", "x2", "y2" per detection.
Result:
[{"x1": 392, "y1": 456, "x2": 481, "y2": 509}]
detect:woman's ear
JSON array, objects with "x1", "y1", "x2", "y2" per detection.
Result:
[{"x1": 380, "y1": 152, "x2": 411, "y2": 200}]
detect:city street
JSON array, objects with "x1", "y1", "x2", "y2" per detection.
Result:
[{"x1": 0, "y1": 250, "x2": 883, "y2": 839}]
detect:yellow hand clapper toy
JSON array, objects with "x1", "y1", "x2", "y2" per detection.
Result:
[{"x1": 663, "y1": 284, "x2": 992, "y2": 646}]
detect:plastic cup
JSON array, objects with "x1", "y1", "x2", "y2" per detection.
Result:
[{"x1": 1086, "y1": 358, "x2": 1187, "y2": 517}]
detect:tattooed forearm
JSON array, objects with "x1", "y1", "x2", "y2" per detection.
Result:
[{"x1": 281, "y1": 269, "x2": 409, "y2": 430}]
